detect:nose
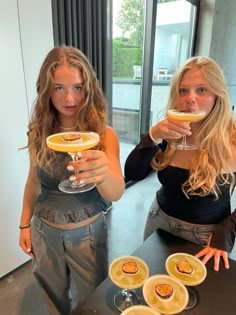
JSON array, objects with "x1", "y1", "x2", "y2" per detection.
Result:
[
  {"x1": 65, "y1": 91, "x2": 74, "y2": 102},
  {"x1": 186, "y1": 91, "x2": 196, "y2": 106},
  {"x1": 186, "y1": 90, "x2": 197, "y2": 104}
]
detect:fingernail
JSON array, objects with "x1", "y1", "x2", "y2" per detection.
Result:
[
  {"x1": 76, "y1": 152, "x2": 82, "y2": 158},
  {"x1": 67, "y1": 165, "x2": 74, "y2": 171},
  {"x1": 27, "y1": 248, "x2": 31, "y2": 253},
  {"x1": 70, "y1": 176, "x2": 76, "y2": 181}
]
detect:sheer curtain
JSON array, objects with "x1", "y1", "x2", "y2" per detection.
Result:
[{"x1": 51, "y1": 0, "x2": 112, "y2": 122}]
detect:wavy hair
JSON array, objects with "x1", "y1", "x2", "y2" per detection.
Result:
[
  {"x1": 26, "y1": 46, "x2": 108, "y2": 168},
  {"x1": 152, "y1": 56, "x2": 236, "y2": 198}
]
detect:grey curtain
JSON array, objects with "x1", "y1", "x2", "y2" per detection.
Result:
[{"x1": 51, "y1": 0, "x2": 113, "y2": 123}]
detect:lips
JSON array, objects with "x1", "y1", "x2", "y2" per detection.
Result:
[{"x1": 64, "y1": 105, "x2": 76, "y2": 112}]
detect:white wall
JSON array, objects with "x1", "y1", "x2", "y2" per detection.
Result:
[{"x1": 0, "y1": 0, "x2": 54, "y2": 278}]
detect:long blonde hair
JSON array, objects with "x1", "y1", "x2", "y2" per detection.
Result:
[
  {"x1": 26, "y1": 46, "x2": 108, "y2": 168},
  {"x1": 152, "y1": 56, "x2": 236, "y2": 198}
]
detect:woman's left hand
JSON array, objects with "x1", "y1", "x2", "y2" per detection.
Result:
[
  {"x1": 195, "y1": 235, "x2": 229, "y2": 271},
  {"x1": 67, "y1": 149, "x2": 109, "y2": 186}
]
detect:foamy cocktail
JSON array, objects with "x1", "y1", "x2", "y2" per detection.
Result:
[
  {"x1": 167, "y1": 109, "x2": 206, "y2": 150},
  {"x1": 165, "y1": 252, "x2": 207, "y2": 309},
  {"x1": 46, "y1": 131, "x2": 100, "y2": 193},
  {"x1": 109, "y1": 255, "x2": 149, "y2": 312},
  {"x1": 143, "y1": 274, "x2": 188, "y2": 315}
]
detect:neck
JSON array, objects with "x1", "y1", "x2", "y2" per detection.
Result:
[{"x1": 59, "y1": 124, "x2": 77, "y2": 131}]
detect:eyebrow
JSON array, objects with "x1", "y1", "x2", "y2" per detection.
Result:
[
  {"x1": 53, "y1": 82, "x2": 84, "y2": 85},
  {"x1": 179, "y1": 83, "x2": 208, "y2": 88}
]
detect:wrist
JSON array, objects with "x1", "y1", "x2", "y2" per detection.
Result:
[
  {"x1": 149, "y1": 127, "x2": 162, "y2": 145},
  {"x1": 19, "y1": 224, "x2": 30, "y2": 229}
]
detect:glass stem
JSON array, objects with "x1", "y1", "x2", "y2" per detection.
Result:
[
  {"x1": 182, "y1": 135, "x2": 187, "y2": 146},
  {"x1": 69, "y1": 152, "x2": 82, "y2": 186}
]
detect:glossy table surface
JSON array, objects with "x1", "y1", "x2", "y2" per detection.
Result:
[{"x1": 76, "y1": 230, "x2": 236, "y2": 314}]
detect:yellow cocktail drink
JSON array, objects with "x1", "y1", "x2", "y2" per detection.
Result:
[
  {"x1": 109, "y1": 255, "x2": 149, "y2": 290},
  {"x1": 46, "y1": 131, "x2": 100, "y2": 193},
  {"x1": 121, "y1": 305, "x2": 161, "y2": 315},
  {"x1": 143, "y1": 274, "x2": 188, "y2": 315},
  {"x1": 46, "y1": 132, "x2": 100, "y2": 153},
  {"x1": 165, "y1": 253, "x2": 207, "y2": 286},
  {"x1": 167, "y1": 109, "x2": 206, "y2": 122}
]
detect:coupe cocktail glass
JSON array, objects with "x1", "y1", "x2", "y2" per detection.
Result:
[
  {"x1": 167, "y1": 109, "x2": 206, "y2": 150},
  {"x1": 143, "y1": 274, "x2": 188, "y2": 315},
  {"x1": 46, "y1": 131, "x2": 99, "y2": 193},
  {"x1": 109, "y1": 255, "x2": 149, "y2": 312},
  {"x1": 165, "y1": 252, "x2": 207, "y2": 310},
  {"x1": 121, "y1": 305, "x2": 161, "y2": 315}
]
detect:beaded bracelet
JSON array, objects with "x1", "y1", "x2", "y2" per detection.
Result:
[{"x1": 19, "y1": 224, "x2": 30, "y2": 229}]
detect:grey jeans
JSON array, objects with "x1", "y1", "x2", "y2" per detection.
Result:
[
  {"x1": 31, "y1": 214, "x2": 108, "y2": 315},
  {"x1": 144, "y1": 198, "x2": 215, "y2": 246}
]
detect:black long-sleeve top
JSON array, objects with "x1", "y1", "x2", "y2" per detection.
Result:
[{"x1": 125, "y1": 133, "x2": 236, "y2": 253}]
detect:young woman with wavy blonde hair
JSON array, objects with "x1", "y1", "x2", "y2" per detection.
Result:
[
  {"x1": 19, "y1": 46, "x2": 125, "y2": 315},
  {"x1": 125, "y1": 56, "x2": 236, "y2": 272}
]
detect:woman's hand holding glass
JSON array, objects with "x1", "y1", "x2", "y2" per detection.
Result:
[
  {"x1": 150, "y1": 117, "x2": 192, "y2": 143},
  {"x1": 67, "y1": 149, "x2": 109, "y2": 187}
]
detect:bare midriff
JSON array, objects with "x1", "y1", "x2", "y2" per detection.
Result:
[{"x1": 40, "y1": 213, "x2": 100, "y2": 230}]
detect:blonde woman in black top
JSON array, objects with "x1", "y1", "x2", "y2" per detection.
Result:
[{"x1": 125, "y1": 56, "x2": 236, "y2": 272}]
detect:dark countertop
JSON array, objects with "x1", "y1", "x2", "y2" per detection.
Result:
[{"x1": 75, "y1": 230, "x2": 236, "y2": 314}]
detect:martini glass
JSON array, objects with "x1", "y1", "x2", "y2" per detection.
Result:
[
  {"x1": 165, "y1": 252, "x2": 207, "y2": 310},
  {"x1": 79, "y1": 306, "x2": 100, "y2": 314},
  {"x1": 46, "y1": 131, "x2": 99, "y2": 193},
  {"x1": 109, "y1": 255, "x2": 149, "y2": 312},
  {"x1": 167, "y1": 109, "x2": 206, "y2": 150},
  {"x1": 121, "y1": 305, "x2": 161, "y2": 315},
  {"x1": 143, "y1": 274, "x2": 188, "y2": 315}
]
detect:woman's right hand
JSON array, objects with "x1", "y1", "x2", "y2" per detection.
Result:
[
  {"x1": 19, "y1": 228, "x2": 34, "y2": 258},
  {"x1": 151, "y1": 117, "x2": 192, "y2": 141}
]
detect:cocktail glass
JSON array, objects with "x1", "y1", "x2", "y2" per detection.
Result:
[
  {"x1": 167, "y1": 109, "x2": 206, "y2": 150},
  {"x1": 46, "y1": 131, "x2": 99, "y2": 193},
  {"x1": 79, "y1": 306, "x2": 100, "y2": 314},
  {"x1": 143, "y1": 274, "x2": 188, "y2": 315},
  {"x1": 121, "y1": 305, "x2": 161, "y2": 315},
  {"x1": 109, "y1": 255, "x2": 149, "y2": 312},
  {"x1": 165, "y1": 252, "x2": 207, "y2": 310}
]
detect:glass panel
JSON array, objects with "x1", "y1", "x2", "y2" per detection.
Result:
[
  {"x1": 151, "y1": 0, "x2": 198, "y2": 126},
  {"x1": 112, "y1": 0, "x2": 145, "y2": 172},
  {"x1": 112, "y1": 0, "x2": 198, "y2": 175}
]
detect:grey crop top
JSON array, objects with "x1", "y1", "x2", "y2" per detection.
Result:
[{"x1": 33, "y1": 152, "x2": 108, "y2": 224}]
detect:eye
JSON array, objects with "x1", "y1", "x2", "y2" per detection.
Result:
[
  {"x1": 55, "y1": 86, "x2": 63, "y2": 91},
  {"x1": 198, "y1": 87, "x2": 208, "y2": 94},
  {"x1": 74, "y1": 85, "x2": 83, "y2": 92},
  {"x1": 179, "y1": 88, "x2": 188, "y2": 95}
]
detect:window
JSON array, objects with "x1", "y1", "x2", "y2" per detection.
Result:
[{"x1": 112, "y1": 0, "x2": 200, "y2": 175}]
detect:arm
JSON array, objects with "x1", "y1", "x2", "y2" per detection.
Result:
[
  {"x1": 124, "y1": 133, "x2": 161, "y2": 181},
  {"x1": 19, "y1": 161, "x2": 41, "y2": 258},
  {"x1": 195, "y1": 210, "x2": 236, "y2": 271},
  {"x1": 210, "y1": 209, "x2": 236, "y2": 252},
  {"x1": 95, "y1": 126, "x2": 125, "y2": 201},
  {"x1": 125, "y1": 116, "x2": 191, "y2": 181},
  {"x1": 69, "y1": 126, "x2": 125, "y2": 201}
]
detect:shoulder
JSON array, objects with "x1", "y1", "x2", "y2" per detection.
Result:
[
  {"x1": 230, "y1": 144, "x2": 236, "y2": 171},
  {"x1": 100, "y1": 126, "x2": 119, "y2": 148},
  {"x1": 103, "y1": 125, "x2": 119, "y2": 139}
]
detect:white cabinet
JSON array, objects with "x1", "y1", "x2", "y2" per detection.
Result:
[{"x1": 0, "y1": 0, "x2": 53, "y2": 277}]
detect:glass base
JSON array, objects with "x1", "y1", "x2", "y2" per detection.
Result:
[
  {"x1": 59, "y1": 179, "x2": 96, "y2": 194},
  {"x1": 171, "y1": 143, "x2": 197, "y2": 150},
  {"x1": 114, "y1": 289, "x2": 143, "y2": 312},
  {"x1": 79, "y1": 306, "x2": 100, "y2": 314},
  {"x1": 185, "y1": 287, "x2": 198, "y2": 310}
]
